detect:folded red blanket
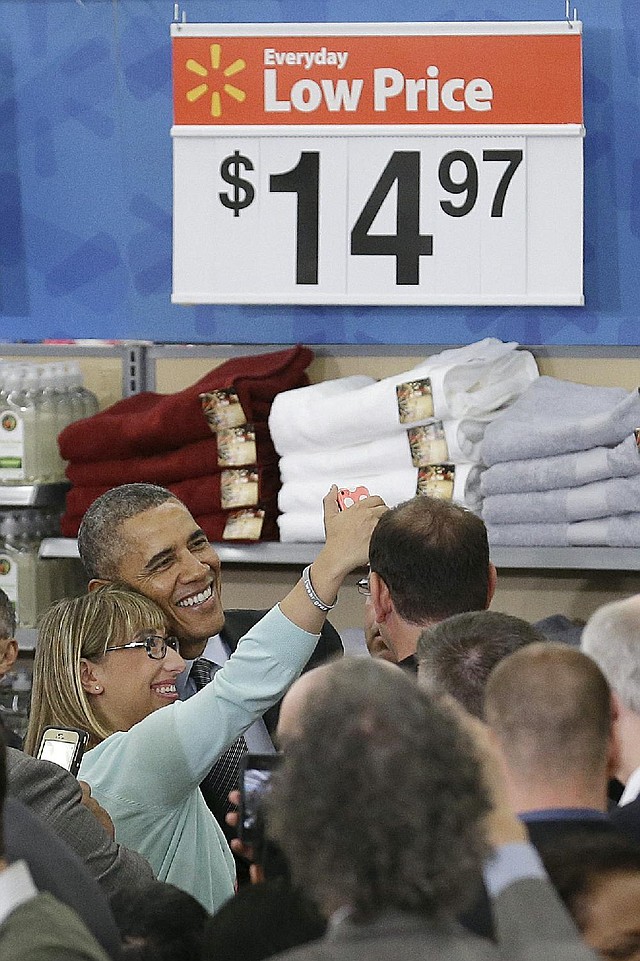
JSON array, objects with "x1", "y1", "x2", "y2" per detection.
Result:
[
  {"x1": 65, "y1": 426, "x2": 277, "y2": 487},
  {"x1": 64, "y1": 467, "x2": 281, "y2": 519},
  {"x1": 59, "y1": 345, "x2": 313, "y2": 463},
  {"x1": 61, "y1": 500, "x2": 280, "y2": 541}
]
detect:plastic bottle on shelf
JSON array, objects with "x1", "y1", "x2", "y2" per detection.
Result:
[
  {"x1": 0, "y1": 512, "x2": 38, "y2": 628},
  {"x1": 61, "y1": 362, "x2": 85, "y2": 423},
  {"x1": 51, "y1": 363, "x2": 74, "y2": 435},
  {"x1": 0, "y1": 365, "x2": 41, "y2": 485},
  {"x1": 65, "y1": 362, "x2": 99, "y2": 418},
  {"x1": 38, "y1": 364, "x2": 65, "y2": 482}
]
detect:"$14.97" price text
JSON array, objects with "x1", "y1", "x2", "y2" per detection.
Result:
[{"x1": 218, "y1": 148, "x2": 523, "y2": 285}]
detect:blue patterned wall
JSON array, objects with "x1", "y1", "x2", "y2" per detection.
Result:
[{"x1": 0, "y1": 0, "x2": 637, "y2": 345}]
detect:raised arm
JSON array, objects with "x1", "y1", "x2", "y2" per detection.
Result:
[
  {"x1": 279, "y1": 486, "x2": 387, "y2": 633},
  {"x1": 98, "y1": 488, "x2": 387, "y2": 801}
]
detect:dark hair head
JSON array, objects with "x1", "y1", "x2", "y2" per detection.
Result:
[
  {"x1": 418, "y1": 611, "x2": 547, "y2": 719},
  {"x1": 485, "y1": 643, "x2": 612, "y2": 783},
  {"x1": 110, "y1": 881, "x2": 208, "y2": 961},
  {"x1": 202, "y1": 878, "x2": 326, "y2": 961},
  {"x1": 369, "y1": 496, "x2": 490, "y2": 624},
  {"x1": 0, "y1": 588, "x2": 16, "y2": 641},
  {"x1": 77, "y1": 483, "x2": 178, "y2": 580},
  {"x1": 267, "y1": 658, "x2": 490, "y2": 921},
  {"x1": 539, "y1": 832, "x2": 640, "y2": 932}
]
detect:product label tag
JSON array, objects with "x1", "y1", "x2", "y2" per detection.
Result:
[
  {"x1": 223, "y1": 508, "x2": 265, "y2": 540},
  {"x1": 0, "y1": 554, "x2": 18, "y2": 602},
  {"x1": 217, "y1": 424, "x2": 257, "y2": 466},
  {"x1": 200, "y1": 388, "x2": 247, "y2": 431},
  {"x1": 220, "y1": 469, "x2": 260, "y2": 509},
  {"x1": 416, "y1": 464, "x2": 455, "y2": 500},
  {"x1": 407, "y1": 422, "x2": 449, "y2": 466},
  {"x1": 0, "y1": 411, "x2": 25, "y2": 480},
  {"x1": 396, "y1": 378, "x2": 434, "y2": 425}
]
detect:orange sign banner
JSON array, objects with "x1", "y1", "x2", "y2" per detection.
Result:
[{"x1": 172, "y1": 31, "x2": 583, "y2": 127}]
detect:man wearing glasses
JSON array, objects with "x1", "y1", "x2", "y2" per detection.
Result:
[{"x1": 362, "y1": 495, "x2": 497, "y2": 671}]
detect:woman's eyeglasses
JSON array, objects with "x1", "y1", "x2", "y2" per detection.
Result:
[{"x1": 105, "y1": 634, "x2": 179, "y2": 660}]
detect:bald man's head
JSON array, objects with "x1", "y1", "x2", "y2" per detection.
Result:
[
  {"x1": 276, "y1": 658, "x2": 399, "y2": 748},
  {"x1": 485, "y1": 643, "x2": 614, "y2": 788}
]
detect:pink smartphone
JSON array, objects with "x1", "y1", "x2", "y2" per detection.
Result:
[{"x1": 337, "y1": 486, "x2": 370, "y2": 510}]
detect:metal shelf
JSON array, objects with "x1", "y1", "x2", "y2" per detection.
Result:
[
  {"x1": 489, "y1": 547, "x2": 640, "y2": 571},
  {"x1": 0, "y1": 483, "x2": 69, "y2": 508},
  {"x1": 38, "y1": 538, "x2": 640, "y2": 571},
  {"x1": 39, "y1": 538, "x2": 80, "y2": 559}
]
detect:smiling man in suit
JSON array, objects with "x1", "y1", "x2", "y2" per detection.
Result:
[{"x1": 77, "y1": 483, "x2": 343, "y2": 832}]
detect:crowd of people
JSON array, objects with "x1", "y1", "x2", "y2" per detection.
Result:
[{"x1": 2, "y1": 481, "x2": 640, "y2": 960}]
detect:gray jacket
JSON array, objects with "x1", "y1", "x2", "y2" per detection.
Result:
[{"x1": 7, "y1": 747, "x2": 154, "y2": 895}]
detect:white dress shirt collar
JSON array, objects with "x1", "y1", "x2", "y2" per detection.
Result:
[
  {"x1": 176, "y1": 634, "x2": 227, "y2": 697},
  {"x1": 0, "y1": 860, "x2": 38, "y2": 926},
  {"x1": 620, "y1": 764, "x2": 640, "y2": 806}
]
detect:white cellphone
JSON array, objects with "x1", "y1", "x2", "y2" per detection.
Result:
[{"x1": 36, "y1": 726, "x2": 89, "y2": 777}]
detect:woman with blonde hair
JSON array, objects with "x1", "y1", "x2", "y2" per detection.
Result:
[{"x1": 24, "y1": 490, "x2": 384, "y2": 913}]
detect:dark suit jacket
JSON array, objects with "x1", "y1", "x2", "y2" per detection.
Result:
[
  {"x1": 4, "y1": 796, "x2": 122, "y2": 960},
  {"x1": 610, "y1": 796, "x2": 640, "y2": 845},
  {"x1": 220, "y1": 609, "x2": 343, "y2": 738},
  {"x1": 524, "y1": 814, "x2": 622, "y2": 854}
]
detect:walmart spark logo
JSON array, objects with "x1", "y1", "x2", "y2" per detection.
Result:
[{"x1": 186, "y1": 44, "x2": 246, "y2": 118}]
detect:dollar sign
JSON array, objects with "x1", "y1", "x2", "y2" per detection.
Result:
[{"x1": 219, "y1": 150, "x2": 256, "y2": 218}]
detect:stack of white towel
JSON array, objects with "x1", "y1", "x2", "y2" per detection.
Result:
[
  {"x1": 480, "y1": 377, "x2": 640, "y2": 546},
  {"x1": 269, "y1": 339, "x2": 539, "y2": 542}
]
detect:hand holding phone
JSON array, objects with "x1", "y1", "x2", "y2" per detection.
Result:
[
  {"x1": 238, "y1": 753, "x2": 282, "y2": 846},
  {"x1": 37, "y1": 726, "x2": 88, "y2": 777},
  {"x1": 337, "y1": 485, "x2": 370, "y2": 510}
]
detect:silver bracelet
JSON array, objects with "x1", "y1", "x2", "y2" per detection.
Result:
[{"x1": 302, "y1": 564, "x2": 337, "y2": 612}]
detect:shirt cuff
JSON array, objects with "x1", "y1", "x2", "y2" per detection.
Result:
[{"x1": 483, "y1": 842, "x2": 547, "y2": 896}]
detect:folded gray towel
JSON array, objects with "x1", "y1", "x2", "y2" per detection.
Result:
[
  {"x1": 482, "y1": 474, "x2": 640, "y2": 524},
  {"x1": 481, "y1": 377, "x2": 640, "y2": 466},
  {"x1": 481, "y1": 434, "x2": 640, "y2": 495},
  {"x1": 487, "y1": 514, "x2": 640, "y2": 547}
]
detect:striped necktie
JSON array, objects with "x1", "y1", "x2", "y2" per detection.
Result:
[{"x1": 190, "y1": 658, "x2": 248, "y2": 824}]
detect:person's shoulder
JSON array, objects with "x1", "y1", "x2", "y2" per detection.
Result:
[
  {"x1": 611, "y1": 796, "x2": 640, "y2": 845},
  {"x1": 3, "y1": 892, "x2": 111, "y2": 961},
  {"x1": 223, "y1": 607, "x2": 342, "y2": 650},
  {"x1": 221, "y1": 609, "x2": 268, "y2": 641},
  {"x1": 7, "y1": 748, "x2": 81, "y2": 806}
]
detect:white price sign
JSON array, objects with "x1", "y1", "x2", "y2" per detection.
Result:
[{"x1": 172, "y1": 22, "x2": 584, "y2": 306}]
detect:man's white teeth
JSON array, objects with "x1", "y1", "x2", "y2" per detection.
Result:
[
  {"x1": 154, "y1": 685, "x2": 176, "y2": 695},
  {"x1": 177, "y1": 585, "x2": 213, "y2": 608}
]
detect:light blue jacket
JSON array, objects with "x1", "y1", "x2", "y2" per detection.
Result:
[{"x1": 79, "y1": 606, "x2": 318, "y2": 913}]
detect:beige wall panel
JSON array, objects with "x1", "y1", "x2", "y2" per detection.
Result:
[
  {"x1": 535, "y1": 356, "x2": 639, "y2": 390},
  {"x1": 217, "y1": 565, "x2": 640, "y2": 633},
  {"x1": 154, "y1": 357, "x2": 228, "y2": 394},
  {"x1": 153, "y1": 351, "x2": 639, "y2": 395},
  {"x1": 492, "y1": 570, "x2": 640, "y2": 624}
]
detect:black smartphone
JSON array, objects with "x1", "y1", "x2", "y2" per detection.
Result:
[
  {"x1": 239, "y1": 752, "x2": 282, "y2": 845},
  {"x1": 36, "y1": 726, "x2": 89, "y2": 777}
]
